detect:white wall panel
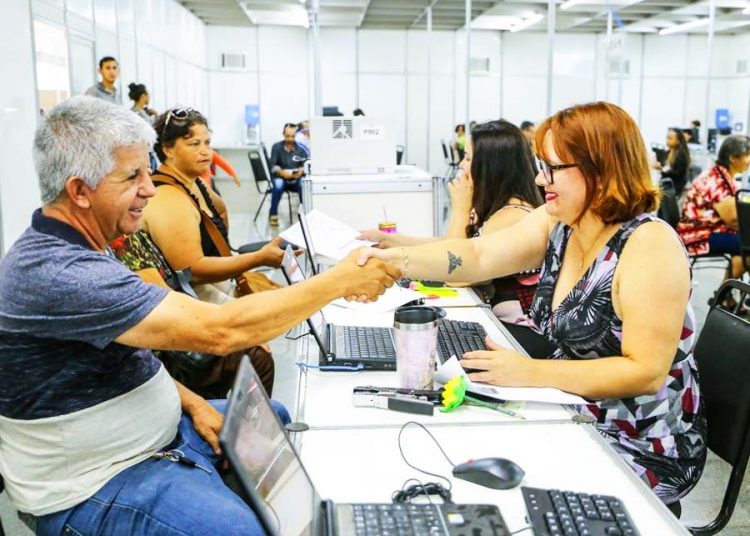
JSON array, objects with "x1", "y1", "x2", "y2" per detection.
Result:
[
  {"x1": 208, "y1": 71, "x2": 259, "y2": 146},
  {"x1": 206, "y1": 26, "x2": 258, "y2": 71},
  {"x1": 118, "y1": 36, "x2": 137, "y2": 95},
  {"x1": 93, "y1": 0, "x2": 117, "y2": 30},
  {"x1": 259, "y1": 73, "x2": 310, "y2": 148},
  {"x1": 407, "y1": 74, "x2": 428, "y2": 169},
  {"x1": 321, "y1": 28, "x2": 356, "y2": 73},
  {"x1": 258, "y1": 26, "x2": 308, "y2": 74},
  {"x1": 1, "y1": 0, "x2": 42, "y2": 252},
  {"x1": 643, "y1": 35, "x2": 688, "y2": 77},
  {"x1": 429, "y1": 73, "x2": 455, "y2": 175},
  {"x1": 359, "y1": 30, "x2": 406, "y2": 73},
  {"x1": 321, "y1": 73, "x2": 356, "y2": 115},
  {"x1": 94, "y1": 28, "x2": 118, "y2": 62},
  {"x1": 359, "y1": 73, "x2": 406, "y2": 145},
  {"x1": 115, "y1": 0, "x2": 135, "y2": 38},
  {"x1": 640, "y1": 79, "x2": 685, "y2": 144},
  {"x1": 502, "y1": 76, "x2": 546, "y2": 126}
]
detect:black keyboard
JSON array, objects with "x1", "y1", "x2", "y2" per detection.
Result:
[
  {"x1": 437, "y1": 319, "x2": 488, "y2": 362},
  {"x1": 351, "y1": 503, "x2": 510, "y2": 535},
  {"x1": 522, "y1": 487, "x2": 640, "y2": 536},
  {"x1": 344, "y1": 327, "x2": 396, "y2": 360}
]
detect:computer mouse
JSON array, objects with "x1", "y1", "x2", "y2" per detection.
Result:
[{"x1": 452, "y1": 457, "x2": 525, "y2": 490}]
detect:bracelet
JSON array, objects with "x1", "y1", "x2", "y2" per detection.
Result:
[{"x1": 400, "y1": 247, "x2": 409, "y2": 279}]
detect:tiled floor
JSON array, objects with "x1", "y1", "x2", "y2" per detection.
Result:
[{"x1": 1, "y1": 177, "x2": 748, "y2": 534}]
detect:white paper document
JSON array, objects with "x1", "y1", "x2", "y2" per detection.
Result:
[
  {"x1": 330, "y1": 285, "x2": 425, "y2": 313},
  {"x1": 280, "y1": 209, "x2": 375, "y2": 260},
  {"x1": 435, "y1": 356, "x2": 588, "y2": 405}
]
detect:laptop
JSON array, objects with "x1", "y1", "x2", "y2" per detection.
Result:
[
  {"x1": 297, "y1": 206, "x2": 319, "y2": 276},
  {"x1": 219, "y1": 357, "x2": 510, "y2": 536},
  {"x1": 279, "y1": 246, "x2": 488, "y2": 371}
]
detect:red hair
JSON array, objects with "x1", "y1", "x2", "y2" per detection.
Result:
[{"x1": 535, "y1": 102, "x2": 660, "y2": 224}]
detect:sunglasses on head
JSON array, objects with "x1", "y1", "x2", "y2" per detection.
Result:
[{"x1": 162, "y1": 107, "x2": 195, "y2": 136}]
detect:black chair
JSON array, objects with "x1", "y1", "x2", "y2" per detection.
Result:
[
  {"x1": 658, "y1": 178, "x2": 680, "y2": 229},
  {"x1": 736, "y1": 189, "x2": 750, "y2": 274},
  {"x1": 248, "y1": 143, "x2": 293, "y2": 224},
  {"x1": 396, "y1": 145, "x2": 404, "y2": 165},
  {"x1": 440, "y1": 139, "x2": 458, "y2": 181},
  {"x1": 0, "y1": 474, "x2": 5, "y2": 536},
  {"x1": 689, "y1": 279, "x2": 750, "y2": 535}
]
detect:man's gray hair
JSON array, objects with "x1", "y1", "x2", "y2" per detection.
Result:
[{"x1": 34, "y1": 96, "x2": 156, "y2": 203}]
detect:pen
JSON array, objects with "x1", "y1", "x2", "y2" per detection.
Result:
[{"x1": 464, "y1": 395, "x2": 526, "y2": 420}]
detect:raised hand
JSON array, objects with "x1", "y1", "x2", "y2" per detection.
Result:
[{"x1": 259, "y1": 236, "x2": 286, "y2": 268}]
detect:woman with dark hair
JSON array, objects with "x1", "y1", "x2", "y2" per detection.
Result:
[
  {"x1": 653, "y1": 128, "x2": 690, "y2": 194},
  {"x1": 359, "y1": 102, "x2": 706, "y2": 505},
  {"x1": 127, "y1": 83, "x2": 157, "y2": 125},
  {"x1": 141, "y1": 107, "x2": 285, "y2": 394},
  {"x1": 678, "y1": 134, "x2": 750, "y2": 282},
  {"x1": 359, "y1": 120, "x2": 542, "y2": 320}
]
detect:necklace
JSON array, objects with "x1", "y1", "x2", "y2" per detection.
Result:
[{"x1": 573, "y1": 224, "x2": 612, "y2": 270}]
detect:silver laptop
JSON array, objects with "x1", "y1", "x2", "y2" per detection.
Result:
[
  {"x1": 309, "y1": 116, "x2": 396, "y2": 175},
  {"x1": 218, "y1": 357, "x2": 509, "y2": 536}
]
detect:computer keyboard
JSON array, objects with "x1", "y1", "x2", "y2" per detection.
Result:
[
  {"x1": 437, "y1": 319, "x2": 488, "y2": 362},
  {"x1": 344, "y1": 327, "x2": 396, "y2": 360},
  {"x1": 352, "y1": 503, "x2": 510, "y2": 536},
  {"x1": 522, "y1": 487, "x2": 640, "y2": 536}
]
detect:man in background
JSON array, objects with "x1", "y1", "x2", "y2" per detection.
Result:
[
  {"x1": 85, "y1": 56, "x2": 122, "y2": 105},
  {"x1": 268, "y1": 123, "x2": 307, "y2": 227}
]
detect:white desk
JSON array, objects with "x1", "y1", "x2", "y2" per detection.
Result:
[
  {"x1": 292, "y1": 304, "x2": 573, "y2": 429},
  {"x1": 297, "y1": 424, "x2": 688, "y2": 535}
]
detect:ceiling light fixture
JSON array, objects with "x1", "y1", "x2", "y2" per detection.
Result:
[
  {"x1": 560, "y1": 0, "x2": 589, "y2": 11},
  {"x1": 658, "y1": 18, "x2": 709, "y2": 35},
  {"x1": 510, "y1": 13, "x2": 544, "y2": 32}
]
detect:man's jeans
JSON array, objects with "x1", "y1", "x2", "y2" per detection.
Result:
[
  {"x1": 37, "y1": 400, "x2": 291, "y2": 536},
  {"x1": 269, "y1": 178, "x2": 302, "y2": 216}
]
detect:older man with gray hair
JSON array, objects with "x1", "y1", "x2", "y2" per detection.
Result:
[{"x1": 0, "y1": 96, "x2": 399, "y2": 535}]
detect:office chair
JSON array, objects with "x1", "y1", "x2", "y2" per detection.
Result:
[
  {"x1": 0, "y1": 475, "x2": 5, "y2": 536},
  {"x1": 396, "y1": 145, "x2": 405, "y2": 166},
  {"x1": 657, "y1": 178, "x2": 680, "y2": 229},
  {"x1": 248, "y1": 143, "x2": 293, "y2": 224},
  {"x1": 440, "y1": 139, "x2": 458, "y2": 181},
  {"x1": 736, "y1": 189, "x2": 750, "y2": 274},
  {"x1": 688, "y1": 279, "x2": 750, "y2": 535}
]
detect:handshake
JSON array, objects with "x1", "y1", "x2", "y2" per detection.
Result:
[{"x1": 330, "y1": 247, "x2": 401, "y2": 303}]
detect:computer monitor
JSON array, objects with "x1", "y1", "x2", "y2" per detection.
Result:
[
  {"x1": 322, "y1": 106, "x2": 343, "y2": 117},
  {"x1": 309, "y1": 116, "x2": 396, "y2": 175}
]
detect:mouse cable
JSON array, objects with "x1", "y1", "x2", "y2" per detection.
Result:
[
  {"x1": 284, "y1": 327, "x2": 310, "y2": 341},
  {"x1": 509, "y1": 526, "x2": 533, "y2": 535},
  {"x1": 398, "y1": 421, "x2": 456, "y2": 491}
]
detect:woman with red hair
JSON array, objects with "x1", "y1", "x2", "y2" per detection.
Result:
[{"x1": 359, "y1": 102, "x2": 706, "y2": 505}]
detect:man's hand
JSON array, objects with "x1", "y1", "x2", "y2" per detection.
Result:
[
  {"x1": 292, "y1": 168, "x2": 304, "y2": 179},
  {"x1": 357, "y1": 229, "x2": 399, "y2": 249},
  {"x1": 187, "y1": 397, "x2": 225, "y2": 455},
  {"x1": 258, "y1": 236, "x2": 285, "y2": 268},
  {"x1": 335, "y1": 248, "x2": 401, "y2": 302},
  {"x1": 231, "y1": 174, "x2": 241, "y2": 188},
  {"x1": 461, "y1": 337, "x2": 532, "y2": 386}
]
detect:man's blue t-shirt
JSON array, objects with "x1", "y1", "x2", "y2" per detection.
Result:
[{"x1": 0, "y1": 209, "x2": 169, "y2": 420}]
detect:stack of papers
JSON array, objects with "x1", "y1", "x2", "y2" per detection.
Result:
[
  {"x1": 280, "y1": 209, "x2": 374, "y2": 260},
  {"x1": 435, "y1": 356, "x2": 588, "y2": 405}
]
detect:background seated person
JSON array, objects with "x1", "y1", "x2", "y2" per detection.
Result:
[
  {"x1": 268, "y1": 122, "x2": 307, "y2": 227},
  {"x1": 652, "y1": 128, "x2": 690, "y2": 195},
  {"x1": 677, "y1": 135, "x2": 750, "y2": 286},
  {"x1": 0, "y1": 96, "x2": 398, "y2": 535},
  {"x1": 359, "y1": 120, "x2": 542, "y2": 323},
  {"x1": 359, "y1": 102, "x2": 706, "y2": 506}
]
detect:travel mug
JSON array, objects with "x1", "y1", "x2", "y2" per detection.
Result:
[{"x1": 393, "y1": 306, "x2": 439, "y2": 389}]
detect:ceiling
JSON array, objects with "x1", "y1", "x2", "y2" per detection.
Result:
[{"x1": 175, "y1": 0, "x2": 750, "y2": 34}]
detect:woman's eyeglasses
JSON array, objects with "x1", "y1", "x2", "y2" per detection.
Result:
[{"x1": 535, "y1": 156, "x2": 577, "y2": 185}]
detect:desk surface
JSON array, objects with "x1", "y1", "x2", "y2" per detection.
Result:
[
  {"x1": 294, "y1": 305, "x2": 572, "y2": 429},
  {"x1": 297, "y1": 423, "x2": 688, "y2": 535}
]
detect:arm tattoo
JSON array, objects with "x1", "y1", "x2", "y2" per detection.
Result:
[{"x1": 447, "y1": 251, "x2": 463, "y2": 274}]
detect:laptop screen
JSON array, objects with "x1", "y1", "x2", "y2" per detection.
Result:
[
  {"x1": 280, "y1": 245, "x2": 329, "y2": 353},
  {"x1": 221, "y1": 359, "x2": 318, "y2": 536}
]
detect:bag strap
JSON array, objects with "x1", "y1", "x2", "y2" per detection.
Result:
[{"x1": 151, "y1": 172, "x2": 233, "y2": 258}]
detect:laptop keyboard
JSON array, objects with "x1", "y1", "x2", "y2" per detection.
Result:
[
  {"x1": 522, "y1": 487, "x2": 640, "y2": 536},
  {"x1": 343, "y1": 326, "x2": 396, "y2": 360},
  {"x1": 341, "y1": 319, "x2": 487, "y2": 363},
  {"x1": 437, "y1": 319, "x2": 487, "y2": 362},
  {"x1": 353, "y1": 503, "x2": 443, "y2": 535}
]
